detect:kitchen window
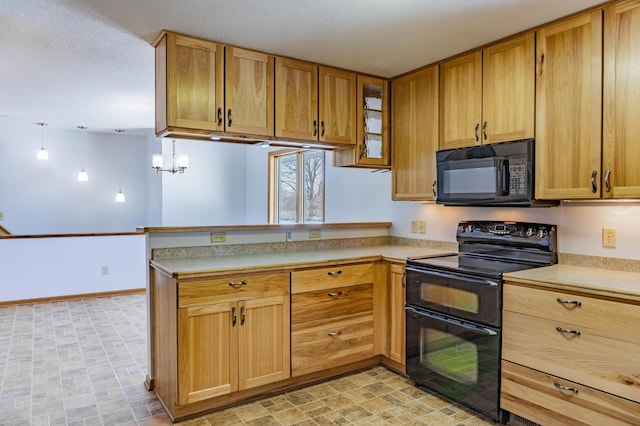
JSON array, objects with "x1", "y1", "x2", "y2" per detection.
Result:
[{"x1": 269, "y1": 150, "x2": 325, "y2": 223}]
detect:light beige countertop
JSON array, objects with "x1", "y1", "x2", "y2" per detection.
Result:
[
  {"x1": 150, "y1": 245, "x2": 453, "y2": 279},
  {"x1": 505, "y1": 264, "x2": 640, "y2": 302}
]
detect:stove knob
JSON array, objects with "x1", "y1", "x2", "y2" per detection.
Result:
[
  {"x1": 526, "y1": 228, "x2": 534, "y2": 237},
  {"x1": 537, "y1": 229, "x2": 546, "y2": 239},
  {"x1": 458, "y1": 225, "x2": 465, "y2": 233},
  {"x1": 466, "y1": 225, "x2": 474, "y2": 233}
]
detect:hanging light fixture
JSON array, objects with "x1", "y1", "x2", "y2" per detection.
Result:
[
  {"x1": 115, "y1": 190, "x2": 126, "y2": 203},
  {"x1": 152, "y1": 139, "x2": 188, "y2": 174},
  {"x1": 114, "y1": 129, "x2": 126, "y2": 202},
  {"x1": 77, "y1": 169, "x2": 89, "y2": 182},
  {"x1": 36, "y1": 122, "x2": 49, "y2": 160}
]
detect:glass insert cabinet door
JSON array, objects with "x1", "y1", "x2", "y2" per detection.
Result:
[{"x1": 357, "y1": 76, "x2": 389, "y2": 166}]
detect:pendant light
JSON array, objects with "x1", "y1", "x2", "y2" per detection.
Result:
[
  {"x1": 114, "y1": 189, "x2": 126, "y2": 203},
  {"x1": 76, "y1": 126, "x2": 89, "y2": 181},
  {"x1": 36, "y1": 122, "x2": 49, "y2": 160},
  {"x1": 114, "y1": 129, "x2": 126, "y2": 203}
]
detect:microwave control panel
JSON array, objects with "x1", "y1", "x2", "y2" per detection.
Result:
[{"x1": 508, "y1": 158, "x2": 528, "y2": 195}]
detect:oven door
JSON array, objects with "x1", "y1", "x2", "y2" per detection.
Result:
[
  {"x1": 406, "y1": 266, "x2": 501, "y2": 327},
  {"x1": 405, "y1": 306, "x2": 503, "y2": 422}
]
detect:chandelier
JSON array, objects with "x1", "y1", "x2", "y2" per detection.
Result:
[{"x1": 152, "y1": 139, "x2": 188, "y2": 174}]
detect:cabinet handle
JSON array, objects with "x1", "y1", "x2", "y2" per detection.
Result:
[
  {"x1": 217, "y1": 107, "x2": 223, "y2": 126},
  {"x1": 554, "y1": 381, "x2": 578, "y2": 394},
  {"x1": 327, "y1": 291, "x2": 343, "y2": 297},
  {"x1": 539, "y1": 54, "x2": 545, "y2": 77},
  {"x1": 482, "y1": 121, "x2": 488, "y2": 140},
  {"x1": 556, "y1": 297, "x2": 581, "y2": 307},
  {"x1": 227, "y1": 108, "x2": 233, "y2": 127},
  {"x1": 591, "y1": 170, "x2": 598, "y2": 193},
  {"x1": 232, "y1": 306, "x2": 237, "y2": 326},
  {"x1": 228, "y1": 280, "x2": 248, "y2": 289},
  {"x1": 474, "y1": 123, "x2": 479, "y2": 142},
  {"x1": 432, "y1": 180, "x2": 437, "y2": 197},
  {"x1": 240, "y1": 305, "x2": 245, "y2": 325},
  {"x1": 401, "y1": 271, "x2": 406, "y2": 288},
  {"x1": 321, "y1": 120, "x2": 325, "y2": 137},
  {"x1": 313, "y1": 120, "x2": 318, "y2": 137},
  {"x1": 604, "y1": 169, "x2": 611, "y2": 193},
  {"x1": 327, "y1": 330, "x2": 342, "y2": 337},
  {"x1": 556, "y1": 326, "x2": 581, "y2": 336},
  {"x1": 359, "y1": 143, "x2": 366, "y2": 159},
  {"x1": 327, "y1": 270, "x2": 342, "y2": 276}
]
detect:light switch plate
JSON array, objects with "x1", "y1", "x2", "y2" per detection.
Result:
[
  {"x1": 411, "y1": 221, "x2": 418, "y2": 233},
  {"x1": 309, "y1": 229, "x2": 321, "y2": 239},
  {"x1": 211, "y1": 232, "x2": 226, "y2": 243},
  {"x1": 418, "y1": 221, "x2": 426, "y2": 234}
]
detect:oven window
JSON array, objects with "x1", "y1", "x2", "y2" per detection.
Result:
[
  {"x1": 421, "y1": 283, "x2": 479, "y2": 314},
  {"x1": 443, "y1": 167, "x2": 496, "y2": 194},
  {"x1": 420, "y1": 329, "x2": 478, "y2": 385}
]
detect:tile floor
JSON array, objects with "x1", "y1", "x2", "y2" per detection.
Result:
[{"x1": 0, "y1": 294, "x2": 496, "y2": 425}]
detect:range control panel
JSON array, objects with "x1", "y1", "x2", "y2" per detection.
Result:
[{"x1": 456, "y1": 220, "x2": 557, "y2": 251}]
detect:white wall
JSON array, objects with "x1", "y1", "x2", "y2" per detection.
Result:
[{"x1": 391, "y1": 201, "x2": 640, "y2": 260}]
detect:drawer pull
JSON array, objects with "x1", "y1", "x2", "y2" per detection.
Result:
[
  {"x1": 228, "y1": 280, "x2": 248, "y2": 289},
  {"x1": 556, "y1": 326, "x2": 581, "y2": 336},
  {"x1": 327, "y1": 330, "x2": 342, "y2": 337},
  {"x1": 327, "y1": 270, "x2": 342, "y2": 276},
  {"x1": 327, "y1": 291, "x2": 343, "y2": 297},
  {"x1": 554, "y1": 381, "x2": 578, "y2": 394},
  {"x1": 556, "y1": 297, "x2": 581, "y2": 307},
  {"x1": 232, "y1": 307, "x2": 237, "y2": 326}
]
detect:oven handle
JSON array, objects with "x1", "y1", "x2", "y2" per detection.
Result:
[
  {"x1": 405, "y1": 306, "x2": 498, "y2": 336},
  {"x1": 406, "y1": 267, "x2": 499, "y2": 287}
]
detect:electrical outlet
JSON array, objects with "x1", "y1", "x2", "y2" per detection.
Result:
[
  {"x1": 418, "y1": 220, "x2": 426, "y2": 234},
  {"x1": 602, "y1": 228, "x2": 616, "y2": 248},
  {"x1": 210, "y1": 232, "x2": 226, "y2": 243},
  {"x1": 411, "y1": 221, "x2": 418, "y2": 233},
  {"x1": 101, "y1": 266, "x2": 109, "y2": 275},
  {"x1": 309, "y1": 229, "x2": 321, "y2": 239},
  {"x1": 286, "y1": 230, "x2": 292, "y2": 241},
  {"x1": 0, "y1": 211, "x2": 4, "y2": 220}
]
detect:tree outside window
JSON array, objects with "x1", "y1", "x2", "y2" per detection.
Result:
[{"x1": 269, "y1": 150, "x2": 325, "y2": 223}]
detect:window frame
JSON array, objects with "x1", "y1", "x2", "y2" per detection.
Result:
[{"x1": 268, "y1": 149, "x2": 325, "y2": 224}]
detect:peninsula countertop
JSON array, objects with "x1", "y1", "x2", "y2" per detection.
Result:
[
  {"x1": 504, "y1": 264, "x2": 640, "y2": 302},
  {"x1": 150, "y1": 245, "x2": 453, "y2": 279}
]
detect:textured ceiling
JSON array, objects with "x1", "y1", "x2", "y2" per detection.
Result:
[{"x1": 1, "y1": 0, "x2": 604, "y2": 134}]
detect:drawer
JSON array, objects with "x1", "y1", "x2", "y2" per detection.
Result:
[
  {"x1": 501, "y1": 361, "x2": 640, "y2": 426},
  {"x1": 502, "y1": 310, "x2": 640, "y2": 403},
  {"x1": 291, "y1": 313, "x2": 374, "y2": 377},
  {"x1": 291, "y1": 283, "x2": 373, "y2": 325},
  {"x1": 291, "y1": 263, "x2": 374, "y2": 294},
  {"x1": 504, "y1": 283, "x2": 640, "y2": 344},
  {"x1": 178, "y1": 272, "x2": 289, "y2": 307}
]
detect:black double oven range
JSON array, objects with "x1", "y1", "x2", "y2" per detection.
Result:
[{"x1": 405, "y1": 221, "x2": 557, "y2": 422}]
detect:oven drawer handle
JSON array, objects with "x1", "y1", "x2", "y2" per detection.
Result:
[
  {"x1": 406, "y1": 267, "x2": 499, "y2": 287},
  {"x1": 553, "y1": 381, "x2": 579, "y2": 394},
  {"x1": 555, "y1": 326, "x2": 581, "y2": 336},
  {"x1": 405, "y1": 306, "x2": 497, "y2": 336},
  {"x1": 556, "y1": 297, "x2": 582, "y2": 307}
]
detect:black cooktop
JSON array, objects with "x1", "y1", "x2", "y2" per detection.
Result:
[{"x1": 407, "y1": 253, "x2": 546, "y2": 279}]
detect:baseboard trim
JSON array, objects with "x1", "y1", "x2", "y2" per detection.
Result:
[{"x1": 0, "y1": 288, "x2": 145, "y2": 306}]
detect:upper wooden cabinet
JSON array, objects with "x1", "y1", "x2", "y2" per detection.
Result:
[
  {"x1": 439, "y1": 34, "x2": 535, "y2": 150},
  {"x1": 154, "y1": 31, "x2": 274, "y2": 140},
  {"x1": 275, "y1": 58, "x2": 356, "y2": 145},
  {"x1": 603, "y1": 0, "x2": 640, "y2": 199},
  {"x1": 391, "y1": 65, "x2": 439, "y2": 201},
  {"x1": 535, "y1": 11, "x2": 603, "y2": 200}
]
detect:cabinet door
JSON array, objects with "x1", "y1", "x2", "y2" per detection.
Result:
[
  {"x1": 356, "y1": 76, "x2": 390, "y2": 166},
  {"x1": 392, "y1": 65, "x2": 439, "y2": 201},
  {"x1": 482, "y1": 33, "x2": 535, "y2": 143},
  {"x1": 225, "y1": 47, "x2": 274, "y2": 137},
  {"x1": 439, "y1": 51, "x2": 482, "y2": 149},
  {"x1": 238, "y1": 295, "x2": 290, "y2": 390},
  {"x1": 535, "y1": 11, "x2": 603, "y2": 199},
  {"x1": 275, "y1": 58, "x2": 318, "y2": 140},
  {"x1": 166, "y1": 34, "x2": 224, "y2": 132},
  {"x1": 388, "y1": 264, "x2": 405, "y2": 367},
  {"x1": 603, "y1": 1, "x2": 640, "y2": 199},
  {"x1": 177, "y1": 302, "x2": 238, "y2": 404},
  {"x1": 319, "y1": 67, "x2": 356, "y2": 144}
]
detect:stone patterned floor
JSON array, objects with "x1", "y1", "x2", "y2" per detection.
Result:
[{"x1": 0, "y1": 294, "x2": 496, "y2": 425}]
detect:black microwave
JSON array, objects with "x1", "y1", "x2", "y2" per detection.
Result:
[{"x1": 435, "y1": 139, "x2": 557, "y2": 207}]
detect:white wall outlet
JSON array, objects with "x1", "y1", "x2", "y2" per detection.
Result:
[
  {"x1": 210, "y1": 232, "x2": 226, "y2": 243},
  {"x1": 0, "y1": 211, "x2": 4, "y2": 220},
  {"x1": 602, "y1": 228, "x2": 616, "y2": 248},
  {"x1": 418, "y1": 220, "x2": 426, "y2": 234},
  {"x1": 411, "y1": 221, "x2": 418, "y2": 233},
  {"x1": 101, "y1": 266, "x2": 109, "y2": 275},
  {"x1": 309, "y1": 229, "x2": 321, "y2": 239}
]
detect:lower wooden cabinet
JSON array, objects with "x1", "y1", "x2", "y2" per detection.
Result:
[
  {"x1": 502, "y1": 281, "x2": 640, "y2": 425},
  {"x1": 291, "y1": 263, "x2": 376, "y2": 376}
]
